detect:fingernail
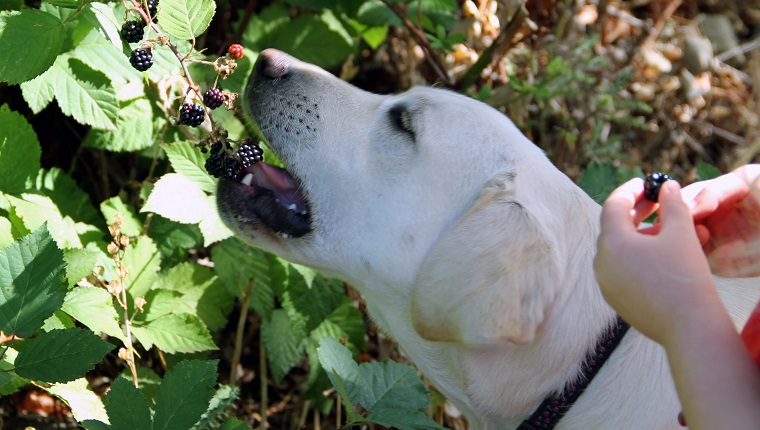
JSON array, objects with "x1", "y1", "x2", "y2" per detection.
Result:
[{"x1": 661, "y1": 180, "x2": 680, "y2": 195}]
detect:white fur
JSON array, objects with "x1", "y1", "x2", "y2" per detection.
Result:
[{"x1": 220, "y1": 50, "x2": 760, "y2": 429}]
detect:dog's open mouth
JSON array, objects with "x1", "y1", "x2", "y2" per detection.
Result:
[{"x1": 220, "y1": 160, "x2": 312, "y2": 238}]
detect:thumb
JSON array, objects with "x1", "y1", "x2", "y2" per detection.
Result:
[{"x1": 657, "y1": 180, "x2": 694, "y2": 234}]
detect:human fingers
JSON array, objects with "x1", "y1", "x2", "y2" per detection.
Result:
[
  {"x1": 600, "y1": 178, "x2": 645, "y2": 236},
  {"x1": 690, "y1": 171, "x2": 750, "y2": 221},
  {"x1": 656, "y1": 181, "x2": 698, "y2": 239}
]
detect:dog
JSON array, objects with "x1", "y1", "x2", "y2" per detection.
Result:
[{"x1": 216, "y1": 49, "x2": 760, "y2": 429}]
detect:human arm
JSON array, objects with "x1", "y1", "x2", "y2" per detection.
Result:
[{"x1": 595, "y1": 178, "x2": 760, "y2": 429}]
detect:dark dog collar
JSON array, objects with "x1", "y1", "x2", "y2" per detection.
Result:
[{"x1": 516, "y1": 316, "x2": 630, "y2": 430}]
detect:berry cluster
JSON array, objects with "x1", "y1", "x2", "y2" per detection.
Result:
[
  {"x1": 644, "y1": 172, "x2": 673, "y2": 203},
  {"x1": 203, "y1": 88, "x2": 224, "y2": 109},
  {"x1": 203, "y1": 140, "x2": 264, "y2": 179},
  {"x1": 130, "y1": 48, "x2": 153, "y2": 72},
  {"x1": 179, "y1": 103, "x2": 206, "y2": 127},
  {"x1": 237, "y1": 141, "x2": 263, "y2": 167},
  {"x1": 228, "y1": 44, "x2": 244, "y2": 59},
  {"x1": 121, "y1": 21, "x2": 145, "y2": 43}
]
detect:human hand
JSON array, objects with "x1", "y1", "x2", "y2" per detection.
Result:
[
  {"x1": 682, "y1": 165, "x2": 760, "y2": 277},
  {"x1": 594, "y1": 178, "x2": 724, "y2": 346}
]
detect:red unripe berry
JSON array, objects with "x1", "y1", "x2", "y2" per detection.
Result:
[{"x1": 228, "y1": 44, "x2": 244, "y2": 59}]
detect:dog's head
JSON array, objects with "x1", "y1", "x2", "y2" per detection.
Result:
[{"x1": 218, "y1": 50, "x2": 599, "y2": 344}]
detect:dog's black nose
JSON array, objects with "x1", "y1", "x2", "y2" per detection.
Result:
[{"x1": 257, "y1": 48, "x2": 290, "y2": 79}]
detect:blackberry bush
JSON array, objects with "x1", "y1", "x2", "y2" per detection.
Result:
[
  {"x1": 120, "y1": 21, "x2": 145, "y2": 43},
  {"x1": 203, "y1": 88, "x2": 224, "y2": 109},
  {"x1": 129, "y1": 48, "x2": 153, "y2": 71},
  {"x1": 228, "y1": 44, "x2": 244, "y2": 59},
  {"x1": 179, "y1": 103, "x2": 205, "y2": 127},
  {"x1": 644, "y1": 172, "x2": 673, "y2": 202}
]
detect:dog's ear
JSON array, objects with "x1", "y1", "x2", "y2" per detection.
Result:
[{"x1": 411, "y1": 174, "x2": 562, "y2": 346}]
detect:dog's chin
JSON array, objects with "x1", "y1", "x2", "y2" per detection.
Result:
[{"x1": 217, "y1": 161, "x2": 312, "y2": 239}]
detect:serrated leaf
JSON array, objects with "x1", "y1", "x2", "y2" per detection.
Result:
[
  {"x1": 0, "y1": 10, "x2": 65, "y2": 84},
  {"x1": 83, "y1": 97, "x2": 154, "y2": 151},
  {"x1": 158, "y1": 0, "x2": 216, "y2": 40},
  {"x1": 20, "y1": 72, "x2": 56, "y2": 113},
  {"x1": 0, "y1": 223, "x2": 67, "y2": 337},
  {"x1": 0, "y1": 105, "x2": 41, "y2": 194},
  {"x1": 42, "y1": 310, "x2": 75, "y2": 331},
  {"x1": 14, "y1": 328, "x2": 114, "y2": 383},
  {"x1": 0, "y1": 347, "x2": 28, "y2": 396},
  {"x1": 192, "y1": 384, "x2": 240, "y2": 430},
  {"x1": 121, "y1": 236, "x2": 160, "y2": 298},
  {"x1": 63, "y1": 246, "x2": 103, "y2": 287},
  {"x1": 153, "y1": 360, "x2": 218, "y2": 430},
  {"x1": 164, "y1": 141, "x2": 217, "y2": 193},
  {"x1": 100, "y1": 196, "x2": 143, "y2": 237},
  {"x1": 142, "y1": 173, "x2": 212, "y2": 224},
  {"x1": 62, "y1": 287, "x2": 125, "y2": 341},
  {"x1": 4, "y1": 193, "x2": 83, "y2": 249},
  {"x1": 34, "y1": 167, "x2": 102, "y2": 227},
  {"x1": 81, "y1": 1, "x2": 127, "y2": 50},
  {"x1": 0, "y1": 372, "x2": 11, "y2": 388},
  {"x1": 105, "y1": 377, "x2": 152, "y2": 430},
  {"x1": 367, "y1": 408, "x2": 443, "y2": 430},
  {"x1": 46, "y1": 55, "x2": 119, "y2": 130},
  {"x1": 49, "y1": 377, "x2": 109, "y2": 424},
  {"x1": 80, "y1": 420, "x2": 112, "y2": 430},
  {"x1": 211, "y1": 238, "x2": 274, "y2": 318},
  {"x1": 198, "y1": 203, "x2": 234, "y2": 246},
  {"x1": 218, "y1": 418, "x2": 254, "y2": 430},
  {"x1": 72, "y1": 30, "x2": 139, "y2": 84},
  {"x1": 317, "y1": 336, "x2": 361, "y2": 403},
  {"x1": 262, "y1": 309, "x2": 307, "y2": 383},
  {"x1": 132, "y1": 313, "x2": 217, "y2": 353},
  {"x1": 357, "y1": 360, "x2": 429, "y2": 411}
]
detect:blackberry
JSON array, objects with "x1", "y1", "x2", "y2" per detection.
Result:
[
  {"x1": 221, "y1": 157, "x2": 242, "y2": 179},
  {"x1": 203, "y1": 88, "x2": 224, "y2": 109},
  {"x1": 120, "y1": 20, "x2": 145, "y2": 43},
  {"x1": 129, "y1": 48, "x2": 153, "y2": 71},
  {"x1": 228, "y1": 44, "x2": 244, "y2": 59},
  {"x1": 644, "y1": 172, "x2": 673, "y2": 203},
  {"x1": 204, "y1": 142, "x2": 225, "y2": 178},
  {"x1": 146, "y1": 0, "x2": 159, "y2": 21},
  {"x1": 237, "y1": 141, "x2": 263, "y2": 167},
  {"x1": 179, "y1": 103, "x2": 205, "y2": 127}
]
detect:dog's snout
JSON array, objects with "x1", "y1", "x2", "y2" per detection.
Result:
[{"x1": 256, "y1": 48, "x2": 290, "y2": 79}]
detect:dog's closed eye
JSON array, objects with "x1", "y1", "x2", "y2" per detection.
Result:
[{"x1": 388, "y1": 105, "x2": 415, "y2": 139}]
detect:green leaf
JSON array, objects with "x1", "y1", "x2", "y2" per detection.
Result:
[
  {"x1": 42, "y1": 310, "x2": 75, "y2": 331},
  {"x1": 147, "y1": 214, "x2": 204, "y2": 262},
  {"x1": 105, "y1": 377, "x2": 153, "y2": 430},
  {"x1": 158, "y1": 0, "x2": 216, "y2": 40},
  {"x1": 80, "y1": 420, "x2": 112, "y2": 430},
  {"x1": 3, "y1": 193, "x2": 83, "y2": 249},
  {"x1": 62, "y1": 286, "x2": 125, "y2": 341},
  {"x1": 0, "y1": 105, "x2": 41, "y2": 194},
  {"x1": 579, "y1": 160, "x2": 619, "y2": 204},
  {"x1": 242, "y1": 3, "x2": 290, "y2": 50},
  {"x1": 198, "y1": 202, "x2": 234, "y2": 246},
  {"x1": 0, "y1": 347, "x2": 28, "y2": 396},
  {"x1": 121, "y1": 236, "x2": 161, "y2": 298},
  {"x1": 193, "y1": 384, "x2": 240, "y2": 429},
  {"x1": 211, "y1": 238, "x2": 275, "y2": 319},
  {"x1": 356, "y1": 360, "x2": 429, "y2": 411},
  {"x1": 63, "y1": 246, "x2": 103, "y2": 287},
  {"x1": 153, "y1": 360, "x2": 218, "y2": 430},
  {"x1": 14, "y1": 328, "x2": 114, "y2": 383},
  {"x1": 165, "y1": 141, "x2": 217, "y2": 193},
  {"x1": 266, "y1": 11, "x2": 354, "y2": 68},
  {"x1": 34, "y1": 168, "x2": 103, "y2": 227},
  {"x1": 142, "y1": 173, "x2": 213, "y2": 224},
  {"x1": 696, "y1": 161, "x2": 722, "y2": 181},
  {"x1": 49, "y1": 377, "x2": 109, "y2": 424},
  {"x1": 0, "y1": 372, "x2": 10, "y2": 388},
  {"x1": 132, "y1": 313, "x2": 217, "y2": 353},
  {"x1": 0, "y1": 223, "x2": 67, "y2": 337},
  {"x1": 367, "y1": 408, "x2": 444, "y2": 430},
  {"x1": 72, "y1": 29, "x2": 139, "y2": 84},
  {"x1": 84, "y1": 98, "x2": 155, "y2": 151},
  {"x1": 0, "y1": 10, "x2": 65, "y2": 84},
  {"x1": 81, "y1": 1, "x2": 128, "y2": 50},
  {"x1": 20, "y1": 71, "x2": 56, "y2": 113},
  {"x1": 262, "y1": 309, "x2": 307, "y2": 383}
]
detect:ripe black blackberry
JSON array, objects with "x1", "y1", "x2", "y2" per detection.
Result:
[
  {"x1": 237, "y1": 141, "x2": 263, "y2": 167},
  {"x1": 203, "y1": 88, "x2": 224, "y2": 109},
  {"x1": 644, "y1": 172, "x2": 673, "y2": 202},
  {"x1": 129, "y1": 48, "x2": 153, "y2": 71},
  {"x1": 221, "y1": 157, "x2": 242, "y2": 179},
  {"x1": 120, "y1": 21, "x2": 145, "y2": 43},
  {"x1": 146, "y1": 0, "x2": 159, "y2": 21},
  {"x1": 179, "y1": 103, "x2": 205, "y2": 127},
  {"x1": 204, "y1": 142, "x2": 224, "y2": 177}
]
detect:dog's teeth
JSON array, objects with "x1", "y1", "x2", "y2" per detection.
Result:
[
  {"x1": 240, "y1": 173, "x2": 254, "y2": 186},
  {"x1": 300, "y1": 210, "x2": 307, "y2": 215},
  {"x1": 287, "y1": 203, "x2": 297, "y2": 211}
]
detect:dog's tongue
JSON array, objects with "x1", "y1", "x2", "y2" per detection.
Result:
[{"x1": 246, "y1": 162, "x2": 306, "y2": 210}]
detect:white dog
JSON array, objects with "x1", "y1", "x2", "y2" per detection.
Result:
[{"x1": 217, "y1": 49, "x2": 760, "y2": 429}]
